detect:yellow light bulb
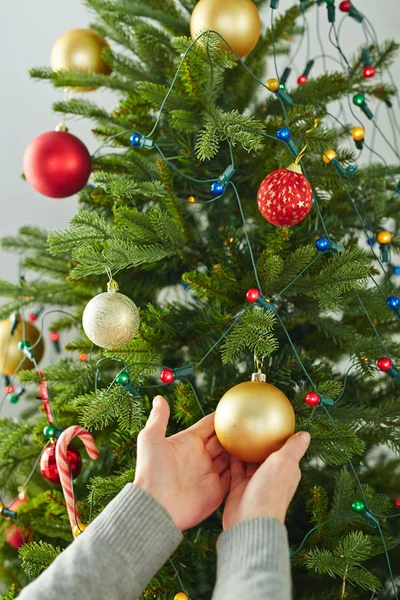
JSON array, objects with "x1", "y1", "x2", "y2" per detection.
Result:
[
  {"x1": 322, "y1": 149, "x2": 337, "y2": 164},
  {"x1": 376, "y1": 230, "x2": 392, "y2": 244},
  {"x1": 351, "y1": 126, "x2": 365, "y2": 141},
  {"x1": 266, "y1": 78, "x2": 279, "y2": 92},
  {"x1": 187, "y1": 196, "x2": 196, "y2": 203}
]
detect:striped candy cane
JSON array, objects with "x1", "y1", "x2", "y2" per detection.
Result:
[{"x1": 55, "y1": 426, "x2": 99, "y2": 537}]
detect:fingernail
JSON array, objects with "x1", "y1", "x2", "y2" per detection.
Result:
[
  {"x1": 298, "y1": 431, "x2": 311, "y2": 446},
  {"x1": 153, "y1": 395, "x2": 162, "y2": 408}
]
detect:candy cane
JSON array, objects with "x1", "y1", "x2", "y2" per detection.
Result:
[{"x1": 55, "y1": 426, "x2": 99, "y2": 536}]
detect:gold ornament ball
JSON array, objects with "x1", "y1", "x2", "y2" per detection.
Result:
[
  {"x1": 73, "y1": 523, "x2": 86, "y2": 537},
  {"x1": 266, "y1": 77, "x2": 280, "y2": 92},
  {"x1": 0, "y1": 318, "x2": 44, "y2": 376},
  {"x1": 174, "y1": 594, "x2": 189, "y2": 600},
  {"x1": 322, "y1": 149, "x2": 337, "y2": 164},
  {"x1": 50, "y1": 29, "x2": 111, "y2": 92},
  {"x1": 82, "y1": 291, "x2": 140, "y2": 349},
  {"x1": 377, "y1": 230, "x2": 392, "y2": 244},
  {"x1": 351, "y1": 126, "x2": 365, "y2": 141},
  {"x1": 190, "y1": 0, "x2": 261, "y2": 59},
  {"x1": 215, "y1": 378, "x2": 295, "y2": 463}
]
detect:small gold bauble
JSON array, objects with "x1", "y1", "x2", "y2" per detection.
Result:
[
  {"x1": 73, "y1": 523, "x2": 86, "y2": 537},
  {"x1": 50, "y1": 29, "x2": 111, "y2": 92},
  {"x1": 190, "y1": 0, "x2": 261, "y2": 58},
  {"x1": 215, "y1": 375, "x2": 295, "y2": 463},
  {"x1": 0, "y1": 318, "x2": 44, "y2": 376},
  {"x1": 82, "y1": 289, "x2": 140, "y2": 349},
  {"x1": 377, "y1": 230, "x2": 392, "y2": 244},
  {"x1": 351, "y1": 126, "x2": 365, "y2": 141},
  {"x1": 322, "y1": 149, "x2": 337, "y2": 164},
  {"x1": 266, "y1": 77, "x2": 280, "y2": 92}
]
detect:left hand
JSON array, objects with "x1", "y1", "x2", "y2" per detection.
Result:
[{"x1": 134, "y1": 395, "x2": 231, "y2": 532}]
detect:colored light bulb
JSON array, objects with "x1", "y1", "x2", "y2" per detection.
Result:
[
  {"x1": 315, "y1": 237, "x2": 331, "y2": 252},
  {"x1": 160, "y1": 368, "x2": 175, "y2": 384},
  {"x1": 246, "y1": 288, "x2": 261, "y2": 303},
  {"x1": 322, "y1": 149, "x2": 337, "y2": 164},
  {"x1": 276, "y1": 127, "x2": 291, "y2": 141},
  {"x1": 297, "y1": 75, "x2": 308, "y2": 85},
  {"x1": 210, "y1": 181, "x2": 225, "y2": 196},
  {"x1": 266, "y1": 78, "x2": 280, "y2": 92},
  {"x1": 387, "y1": 296, "x2": 400, "y2": 310},
  {"x1": 352, "y1": 499, "x2": 366, "y2": 513},
  {"x1": 305, "y1": 392, "x2": 320, "y2": 407},
  {"x1": 351, "y1": 126, "x2": 365, "y2": 141},
  {"x1": 377, "y1": 357, "x2": 393, "y2": 372},
  {"x1": 363, "y1": 65, "x2": 375, "y2": 79},
  {"x1": 353, "y1": 93, "x2": 365, "y2": 106}
]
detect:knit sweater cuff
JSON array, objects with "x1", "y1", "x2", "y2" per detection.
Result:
[
  {"x1": 87, "y1": 483, "x2": 183, "y2": 585},
  {"x1": 217, "y1": 517, "x2": 290, "y2": 575}
]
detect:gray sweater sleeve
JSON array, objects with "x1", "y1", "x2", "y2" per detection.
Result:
[
  {"x1": 17, "y1": 484, "x2": 291, "y2": 600},
  {"x1": 17, "y1": 484, "x2": 183, "y2": 600},
  {"x1": 212, "y1": 517, "x2": 292, "y2": 600}
]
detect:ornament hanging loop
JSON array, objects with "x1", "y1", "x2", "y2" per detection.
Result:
[
  {"x1": 105, "y1": 267, "x2": 119, "y2": 293},
  {"x1": 294, "y1": 119, "x2": 319, "y2": 165}
]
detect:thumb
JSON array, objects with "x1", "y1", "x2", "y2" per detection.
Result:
[
  {"x1": 279, "y1": 431, "x2": 311, "y2": 463},
  {"x1": 144, "y1": 395, "x2": 170, "y2": 438}
]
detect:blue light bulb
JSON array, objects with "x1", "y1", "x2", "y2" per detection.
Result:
[
  {"x1": 367, "y1": 237, "x2": 375, "y2": 246},
  {"x1": 312, "y1": 198, "x2": 315, "y2": 204},
  {"x1": 211, "y1": 181, "x2": 225, "y2": 196},
  {"x1": 130, "y1": 132, "x2": 142, "y2": 147},
  {"x1": 315, "y1": 237, "x2": 331, "y2": 252},
  {"x1": 387, "y1": 296, "x2": 400, "y2": 310},
  {"x1": 348, "y1": 165, "x2": 358, "y2": 174},
  {"x1": 276, "y1": 127, "x2": 291, "y2": 141},
  {"x1": 393, "y1": 267, "x2": 400, "y2": 276}
]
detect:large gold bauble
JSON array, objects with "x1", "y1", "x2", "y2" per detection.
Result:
[
  {"x1": 0, "y1": 318, "x2": 44, "y2": 376},
  {"x1": 215, "y1": 377, "x2": 295, "y2": 463},
  {"x1": 82, "y1": 291, "x2": 140, "y2": 349},
  {"x1": 50, "y1": 29, "x2": 111, "y2": 92},
  {"x1": 190, "y1": 0, "x2": 261, "y2": 59}
]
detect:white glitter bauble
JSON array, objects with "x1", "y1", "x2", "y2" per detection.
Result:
[{"x1": 82, "y1": 289, "x2": 140, "y2": 349}]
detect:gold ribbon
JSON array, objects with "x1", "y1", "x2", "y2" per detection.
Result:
[{"x1": 294, "y1": 118, "x2": 320, "y2": 165}]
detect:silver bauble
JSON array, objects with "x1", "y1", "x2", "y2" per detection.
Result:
[{"x1": 82, "y1": 290, "x2": 140, "y2": 349}]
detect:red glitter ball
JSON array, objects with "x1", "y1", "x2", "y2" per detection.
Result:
[
  {"x1": 160, "y1": 368, "x2": 175, "y2": 384},
  {"x1": 363, "y1": 65, "x2": 375, "y2": 79},
  {"x1": 339, "y1": 0, "x2": 352, "y2": 12},
  {"x1": 305, "y1": 392, "x2": 321, "y2": 407},
  {"x1": 246, "y1": 288, "x2": 261, "y2": 303},
  {"x1": 257, "y1": 166, "x2": 313, "y2": 226},
  {"x1": 49, "y1": 331, "x2": 60, "y2": 342},
  {"x1": 377, "y1": 357, "x2": 393, "y2": 372},
  {"x1": 297, "y1": 74, "x2": 308, "y2": 85},
  {"x1": 39, "y1": 443, "x2": 82, "y2": 484}
]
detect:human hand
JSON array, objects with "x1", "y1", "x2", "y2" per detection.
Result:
[
  {"x1": 134, "y1": 395, "x2": 231, "y2": 532},
  {"x1": 222, "y1": 431, "x2": 311, "y2": 530}
]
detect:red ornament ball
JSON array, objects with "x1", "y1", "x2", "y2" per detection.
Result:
[
  {"x1": 6, "y1": 525, "x2": 30, "y2": 549},
  {"x1": 297, "y1": 75, "x2": 308, "y2": 85},
  {"x1": 363, "y1": 65, "x2": 375, "y2": 79},
  {"x1": 339, "y1": 0, "x2": 352, "y2": 11},
  {"x1": 160, "y1": 368, "x2": 175, "y2": 384},
  {"x1": 23, "y1": 131, "x2": 92, "y2": 198},
  {"x1": 246, "y1": 288, "x2": 261, "y2": 303},
  {"x1": 305, "y1": 392, "x2": 321, "y2": 407},
  {"x1": 40, "y1": 443, "x2": 82, "y2": 484},
  {"x1": 257, "y1": 164, "x2": 313, "y2": 226},
  {"x1": 377, "y1": 357, "x2": 393, "y2": 372}
]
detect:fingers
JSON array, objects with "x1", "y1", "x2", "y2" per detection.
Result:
[
  {"x1": 187, "y1": 412, "x2": 216, "y2": 441},
  {"x1": 143, "y1": 396, "x2": 170, "y2": 438},
  {"x1": 278, "y1": 431, "x2": 311, "y2": 463},
  {"x1": 230, "y1": 455, "x2": 246, "y2": 488},
  {"x1": 205, "y1": 434, "x2": 226, "y2": 459},
  {"x1": 245, "y1": 462, "x2": 259, "y2": 479},
  {"x1": 213, "y1": 451, "x2": 230, "y2": 474},
  {"x1": 220, "y1": 467, "x2": 231, "y2": 497}
]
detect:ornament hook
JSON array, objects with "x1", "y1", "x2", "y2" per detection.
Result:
[
  {"x1": 294, "y1": 118, "x2": 320, "y2": 165},
  {"x1": 105, "y1": 266, "x2": 119, "y2": 293}
]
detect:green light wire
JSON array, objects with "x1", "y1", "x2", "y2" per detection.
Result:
[
  {"x1": 272, "y1": 253, "x2": 327, "y2": 300},
  {"x1": 333, "y1": 363, "x2": 358, "y2": 404},
  {"x1": 290, "y1": 513, "x2": 354, "y2": 558},
  {"x1": 181, "y1": 377, "x2": 205, "y2": 417},
  {"x1": 376, "y1": 521, "x2": 399, "y2": 599},
  {"x1": 353, "y1": 289, "x2": 392, "y2": 357},
  {"x1": 154, "y1": 143, "x2": 217, "y2": 184}
]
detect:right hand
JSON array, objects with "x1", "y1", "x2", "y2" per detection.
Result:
[{"x1": 223, "y1": 431, "x2": 311, "y2": 530}]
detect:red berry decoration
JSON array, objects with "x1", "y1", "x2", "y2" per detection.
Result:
[
  {"x1": 377, "y1": 357, "x2": 393, "y2": 372},
  {"x1": 305, "y1": 392, "x2": 321, "y2": 407},
  {"x1": 246, "y1": 288, "x2": 261, "y2": 303},
  {"x1": 23, "y1": 131, "x2": 92, "y2": 198},
  {"x1": 363, "y1": 65, "x2": 375, "y2": 79},
  {"x1": 39, "y1": 443, "x2": 82, "y2": 484},
  {"x1": 339, "y1": 0, "x2": 352, "y2": 11},
  {"x1": 160, "y1": 368, "x2": 175, "y2": 384},
  {"x1": 297, "y1": 75, "x2": 308, "y2": 85},
  {"x1": 257, "y1": 164, "x2": 313, "y2": 226}
]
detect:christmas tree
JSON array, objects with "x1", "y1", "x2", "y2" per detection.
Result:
[{"x1": 1, "y1": 0, "x2": 400, "y2": 598}]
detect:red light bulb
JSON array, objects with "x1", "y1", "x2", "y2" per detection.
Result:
[
  {"x1": 377, "y1": 357, "x2": 393, "y2": 372},
  {"x1": 28, "y1": 313, "x2": 38, "y2": 322},
  {"x1": 395, "y1": 497, "x2": 400, "y2": 508},
  {"x1": 297, "y1": 75, "x2": 308, "y2": 85},
  {"x1": 363, "y1": 65, "x2": 375, "y2": 79},
  {"x1": 339, "y1": 0, "x2": 351, "y2": 11},
  {"x1": 5, "y1": 385, "x2": 15, "y2": 394},
  {"x1": 160, "y1": 368, "x2": 175, "y2": 384},
  {"x1": 49, "y1": 332, "x2": 60, "y2": 342},
  {"x1": 80, "y1": 353, "x2": 89, "y2": 361},
  {"x1": 305, "y1": 392, "x2": 321, "y2": 407},
  {"x1": 246, "y1": 288, "x2": 261, "y2": 303}
]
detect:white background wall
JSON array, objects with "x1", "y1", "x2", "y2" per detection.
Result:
[{"x1": 0, "y1": 0, "x2": 399, "y2": 419}]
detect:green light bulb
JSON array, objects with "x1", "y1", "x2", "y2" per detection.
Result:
[
  {"x1": 9, "y1": 395, "x2": 19, "y2": 404},
  {"x1": 279, "y1": 83, "x2": 286, "y2": 90},
  {"x1": 353, "y1": 93, "x2": 365, "y2": 106},
  {"x1": 43, "y1": 424, "x2": 57, "y2": 438},
  {"x1": 325, "y1": 0, "x2": 335, "y2": 4},
  {"x1": 117, "y1": 371, "x2": 130, "y2": 385},
  {"x1": 351, "y1": 499, "x2": 366, "y2": 513},
  {"x1": 18, "y1": 340, "x2": 32, "y2": 351}
]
